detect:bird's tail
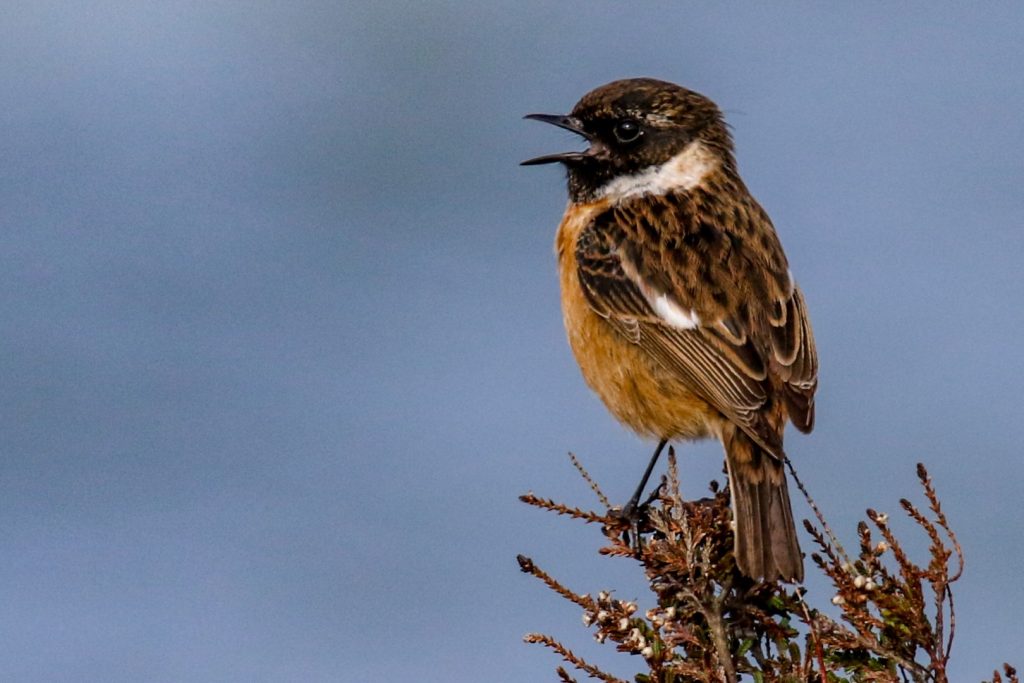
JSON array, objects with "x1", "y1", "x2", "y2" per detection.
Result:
[{"x1": 723, "y1": 427, "x2": 803, "y2": 583}]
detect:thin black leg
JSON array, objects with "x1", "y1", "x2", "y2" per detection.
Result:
[{"x1": 621, "y1": 438, "x2": 668, "y2": 519}]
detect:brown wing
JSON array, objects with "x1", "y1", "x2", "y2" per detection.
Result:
[
  {"x1": 575, "y1": 191, "x2": 817, "y2": 454},
  {"x1": 771, "y1": 285, "x2": 818, "y2": 432}
]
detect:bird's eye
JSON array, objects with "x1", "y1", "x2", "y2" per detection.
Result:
[{"x1": 613, "y1": 119, "x2": 642, "y2": 143}]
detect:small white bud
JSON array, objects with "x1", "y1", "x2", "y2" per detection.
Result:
[
  {"x1": 665, "y1": 606, "x2": 676, "y2": 619},
  {"x1": 597, "y1": 610, "x2": 608, "y2": 622},
  {"x1": 865, "y1": 580, "x2": 877, "y2": 591},
  {"x1": 832, "y1": 595, "x2": 845, "y2": 605},
  {"x1": 853, "y1": 575, "x2": 865, "y2": 588},
  {"x1": 582, "y1": 613, "x2": 594, "y2": 626},
  {"x1": 627, "y1": 628, "x2": 645, "y2": 648},
  {"x1": 876, "y1": 513, "x2": 889, "y2": 524},
  {"x1": 618, "y1": 617, "x2": 630, "y2": 631},
  {"x1": 641, "y1": 646, "x2": 653, "y2": 658},
  {"x1": 598, "y1": 591, "x2": 610, "y2": 602}
]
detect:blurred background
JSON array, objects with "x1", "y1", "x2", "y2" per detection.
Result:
[{"x1": 2, "y1": 2, "x2": 1022, "y2": 680}]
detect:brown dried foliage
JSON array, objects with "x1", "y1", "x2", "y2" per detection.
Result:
[{"x1": 518, "y1": 452, "x2": 1013, "y2": 682}]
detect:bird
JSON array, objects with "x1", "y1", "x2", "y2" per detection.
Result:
[{"x1": 522, "y1": 78, "x2": 818, "y2": 582}]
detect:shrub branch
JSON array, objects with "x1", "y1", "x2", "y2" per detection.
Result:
[{"x1": 518, "y1": 453, "x2": 1011, "y2": 682}]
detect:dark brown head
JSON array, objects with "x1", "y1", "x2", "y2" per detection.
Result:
[{"x1": 522, "y1": 78, "x2": 734, "y2": 203}]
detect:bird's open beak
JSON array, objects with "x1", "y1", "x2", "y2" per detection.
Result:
[{"x1": 520, "y1": 114, "x2": 590, "y2": 166}]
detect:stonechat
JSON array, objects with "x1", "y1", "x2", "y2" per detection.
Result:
[{"x1": 522, "y1": 78, "x2": 818, "y2": 582}]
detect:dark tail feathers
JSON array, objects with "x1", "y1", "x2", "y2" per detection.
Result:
[{"x1": 724, "y1": 429, "x2": 803, "y2": 583}]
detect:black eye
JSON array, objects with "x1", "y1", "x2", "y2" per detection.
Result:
[{"x1": 613, "y1": 119, "x2": 642, "y2": 143}]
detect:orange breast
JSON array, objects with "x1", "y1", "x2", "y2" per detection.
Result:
[{"x1": 555, "y1": 201, "x2": 725, "y2": 442}]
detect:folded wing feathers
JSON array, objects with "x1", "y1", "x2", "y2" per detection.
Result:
[{"x1": 575, "y1": 217, "x2": 817, "y2": 443}]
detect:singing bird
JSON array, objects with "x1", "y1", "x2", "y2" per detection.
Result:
[{"x1": 522, "y1": 78, "x2": 818, "y2": 582}]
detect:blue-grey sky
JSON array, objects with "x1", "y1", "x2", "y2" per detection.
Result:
[{"x1": 2, "y1": 2, "x2": 1022, "y2": 680}]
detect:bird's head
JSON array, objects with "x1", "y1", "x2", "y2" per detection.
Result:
[{"x1": 522, "y1": 78, "x2": 734, "y2": 203}]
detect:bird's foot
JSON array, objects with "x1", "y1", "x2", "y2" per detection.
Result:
[{"x1": 610, "y1": 482, "x2": 665, "y2": 552}]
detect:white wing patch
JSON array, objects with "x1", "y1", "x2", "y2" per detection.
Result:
[
  {"x1": 618, "y1": 246, "x2": 703, "y2": 331},
  {"x1": 596, "y1": 140, "x2": 718, "y2": 203},
  {"x1": 651, "y1": 293, "x2": 701, "y2": 329}
]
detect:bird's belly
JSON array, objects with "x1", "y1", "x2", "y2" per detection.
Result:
[{"x1": 559, "y1": 268, "x2": 723, "y2": 442}]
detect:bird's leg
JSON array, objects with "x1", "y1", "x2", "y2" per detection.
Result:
[
  {"x1": 620, "y1": 439, "x2": 668, "y2": 521},
  {"x1": 642, "y1": 480, "x2": 666, "y2": 508}
]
